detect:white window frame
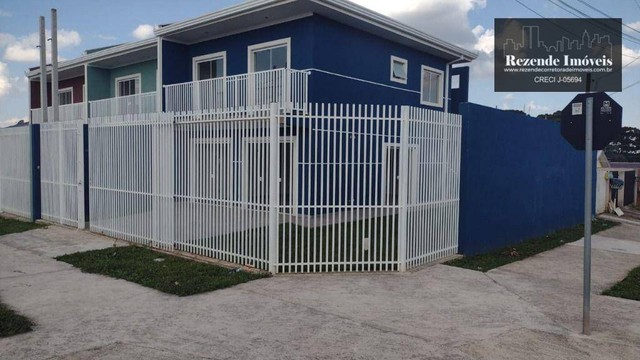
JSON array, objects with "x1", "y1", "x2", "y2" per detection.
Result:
[
  {"x1": 247, "y1": 37, "x2": 291, "y2": 73},
  {"x1": 420, "y1": 65, "x2": 444, "y2": 108},
  {"x1": 192, "y1": 51, "x2": 227, "y2": 81},
  {"x1": 390, "y1": 56, "x2": 408, "y2": 84},
  {"x1": 115, "y1": 73, "x2": 141, "y2": 97},
  {"x1": 58, "y1": 87, "x2": 73, "y2": 105}
]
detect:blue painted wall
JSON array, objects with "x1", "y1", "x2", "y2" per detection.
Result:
[
  {"x1": 161, "y1": 14, "x2": 469, "y2": 112},
  {"x1": 458, "y1": 103, "x2": 596, "y2": 255},
  {"x1": 308, "y1": 15, "x2": 464, "y2": 111}
]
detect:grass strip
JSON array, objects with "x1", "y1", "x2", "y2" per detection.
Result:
[
  {"x1": 0, "y1": 301, "x2": 34, "y2": 338},
  {"x1": 602, "y1": 266, "x2": 640, "y2": 301},
  {"x1": 445, "y1": 219, "x2": 618, "y2": 272},
  {"x1": 56, "y1": 246, "x2": 269, "y2": 296},
  {"x1": 0, "y1": 216, "x2": 44, "y2": 236}
]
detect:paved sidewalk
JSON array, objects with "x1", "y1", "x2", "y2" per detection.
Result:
[{"x1": 1, "y1": 223, "x2": 639, "y2": 359}]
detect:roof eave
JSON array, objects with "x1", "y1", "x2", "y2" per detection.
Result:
[{"x1": 27, "y1": 38, "x2": 157, "y2": 78}]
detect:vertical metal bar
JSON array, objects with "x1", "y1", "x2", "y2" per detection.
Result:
[
  {"x1": 397, "y1": 106, "x2": 410, "y2": 272},
  {"x1": 268, "y1": 102, "x2": 279, "y2": 274},
  {"x1": 583, "y1": 96, "x2": 593, "y2": 335}
]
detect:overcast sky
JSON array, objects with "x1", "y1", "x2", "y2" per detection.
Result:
[{"x1": 0, "y1": 0, "x2": 639, "y2": 128}]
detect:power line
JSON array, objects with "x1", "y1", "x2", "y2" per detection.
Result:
[
  {"x1": 575, "y1": 0, "x2": 640, "y2": 37},
  {"x1": 515, "y1": 0, "x2": 637, "y2": 58},
  {"x1": 551, "y1": 0, "x2": 640, "y2": 46}
]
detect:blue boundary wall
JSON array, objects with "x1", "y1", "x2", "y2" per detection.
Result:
[{"x1": 458, "y1": 103, "x2": 596, "y2": 256}]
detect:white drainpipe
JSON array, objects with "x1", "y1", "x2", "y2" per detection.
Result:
[{"x1": 444, "y1": 56, "x2": 465, "y2": 113}]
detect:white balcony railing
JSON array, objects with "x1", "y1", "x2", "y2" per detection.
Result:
[
  {"x1": 164, "y1": 68, "x2": 309, "y2": 113},
  {"x1": 89, "y1": 91, "x2": 157, "y2": 118},
  {"x1": 31, "y1": 103, "x2": 86, "y2": 123}
]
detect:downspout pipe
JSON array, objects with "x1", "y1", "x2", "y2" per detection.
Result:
[{"x1": 444, "y1": 55, "x2": 465, "y2": 114}]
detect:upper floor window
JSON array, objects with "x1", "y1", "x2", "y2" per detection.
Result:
[
  {"x1": 115, "y1": 74, "x2": 140, "y2": 97},
  {"x1": 58, "y1": 87, "x2": 73, "y2": 105},
  {"x1": 193, "y1": 52, "x2": 226, "y2": 81},
  {"x1": 420, "y1": 65, "x2": 444, "y2": 107},
  {"x1": 390, "y1": 56, "x2": 408, "y2": 84},
  {"x1": 248, "y1": 38, "x2": 290, "y2": 72}
]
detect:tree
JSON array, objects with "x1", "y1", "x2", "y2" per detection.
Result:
[
  {"x1": 536, "y1": 111, "x2": 562, "y2": 122},
  {"x1": 604, "y1": 126, "x2": 640, "y2": 162}
]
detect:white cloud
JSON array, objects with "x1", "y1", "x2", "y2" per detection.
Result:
[
  {"x1": 0, "y1": 10, "x2": 11, "y2": 17},
  {"x1": 622, "y1": 44, "x2": 640, "y2": 68},
  {"x1": 3, "y1": 30, "x2": 81, "y2": 63},
  {"x1": 471, "y1": 25, "x2": 494, "y2": 55},
  {"x1": 351, "y1": 0, "x2": 487, "y2": 47},
  {"x1": 624, "y1": 21, "x2": 640, "y2": 34},
  {"x1": 132, "y1": 24, "x2": 156, "y2": 40},
  {"x1": 0, "y1": 33, "x2": 15, "y2": 48},
  {"x1": 0, "y1": 61, "x2": 11, "y2": 97}
]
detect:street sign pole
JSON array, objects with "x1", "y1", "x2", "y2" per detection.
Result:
[{"x1": 583, "y1": 96, "x2": 593, "y2": 335}]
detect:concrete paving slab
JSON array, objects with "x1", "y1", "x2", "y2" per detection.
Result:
[
  {"x1": 569, "y1": 235, "x2": 640, "y2": 255},
  {"x1": 0, "y1": 224, "x2": 639, "y2": 359}
]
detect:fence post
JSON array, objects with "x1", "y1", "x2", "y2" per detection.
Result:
[
  {"x1": 269, "y1": 102, "x2": 280, "y2": 274},
  {"x1": 77, "y1": 121, "x2": 86, "y2": 229},
  {"x1": 397, "y1": 106, "x2": 410, "y2": 271},
  {"x1": 30, "y1": 124, "x2": 41, "y2": 221}
]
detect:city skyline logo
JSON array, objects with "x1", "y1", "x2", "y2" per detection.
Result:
[{"x1": 495, "y1": 18, "x2": 622, "y2": 92}]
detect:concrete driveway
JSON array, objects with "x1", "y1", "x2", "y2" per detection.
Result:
[{"x1": 1, "y1": 223, "x2": 639, "y2": 359}]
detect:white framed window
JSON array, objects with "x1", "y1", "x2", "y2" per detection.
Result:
[
  {"x1": 247, "y1": 38, "x2": 291, "y2": 72},
  {"x1": 115, "y1": 74, "x2": 141, "y2": 97},
  {"x1": 420, "y1": 65, "x2": 444, "y2": 107},
  {"x1": 58, "y1": 87, "x2": 73, "y2": 105},
  {"x1": 193, "y1": 51, "x2": 227, "y2": 81},
  {"x1": 390, "y1": 56, "x2": 408, "y2": 84}
]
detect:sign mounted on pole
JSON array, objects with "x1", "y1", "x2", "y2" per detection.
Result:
[
  {"x1": 561, "y1": 92, "x2": 622, "y2": 150},
  {"x1": 494, "y1": 18, "x2": 622, "y2": 92}
]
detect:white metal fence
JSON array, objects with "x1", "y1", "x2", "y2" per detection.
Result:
[
  {"x1": 0, "y1": 126, "x2": 32, "y2": 219},
  {"x1": 39, "y1": 121, "x2": 84, "y2": 227},
  {"x1": 89, "y1": 92, "x2": 157, "y2": 118},
  {"x1": 164, "y1": 69, "x2": 309, "y2": 114},
  {"x1": 88, "y1": 104, "x2": 461, "y2": 273},
  {"x1": 88, "y1": 113, "x2": 174, "y2": 249},
  {"x1": 31, "y1": 103, "x2": 86, "y2": 123}
]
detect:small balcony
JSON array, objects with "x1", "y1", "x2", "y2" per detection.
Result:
[
  {"x1": 164, "y1": 68, "x2": 309, "y2": 114},
  {"x1": 89, "y1": 92, "x2": 157, "y2": 118},
  {"x1": 30, "y1": 103, "x2": 86, "y2": 123}
]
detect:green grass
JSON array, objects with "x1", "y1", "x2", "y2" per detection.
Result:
[
  {"x1": 0, "y1": 301, "x2": 34, "y2": 338},
  {"x1": 445, "y1": 219, "x2": 619, "y2": 272},
  {"x1": 56, "y1": 246, "x2": 270, "y2": 296},
  {"x1": 0, "y1": 216, "x2": 44, "y2": 236},
  {"x1": 603, "y1": 266, "x2": 640, "y2": 301},
  {"x1": 181, "y1": 215, "x2": 399, "y2": 273}
]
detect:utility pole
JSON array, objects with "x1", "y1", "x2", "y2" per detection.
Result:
[
  {"x1": 51, "y1": 9, "x2": 59, "y2": 123},
  {"x1": 38, "y1": 16, "x2": 48, "y2": 123}
]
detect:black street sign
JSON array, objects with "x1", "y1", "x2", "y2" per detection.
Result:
[{"x1": 561, "y1": 92, "x2": 622, "y2": 150}]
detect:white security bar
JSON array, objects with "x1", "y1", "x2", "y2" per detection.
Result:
[
  {"x1": 164, "y1": 69, "x2": 309, "y2": 114},
  {"x1": 89, "y1": 92, "x2": 157, "y2": 118}
]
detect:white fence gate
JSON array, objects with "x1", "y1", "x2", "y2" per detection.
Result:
[
  {"x1": 39, "y1": 121, "x2": 85, "y2": 227},
  {"x1": 87, "y1": 104, "x2": 461, "y2": 273},
  {"x1": 0, "y1": 126, "x2": 32, "y2": 219}
]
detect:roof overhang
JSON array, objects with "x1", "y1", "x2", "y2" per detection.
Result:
[
  {"x1": 156, "y1": 0, "x2": 477, "y2": 62},
  {"x1": 27, "y1": 38, "x2": 157, "y2": 79}
]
